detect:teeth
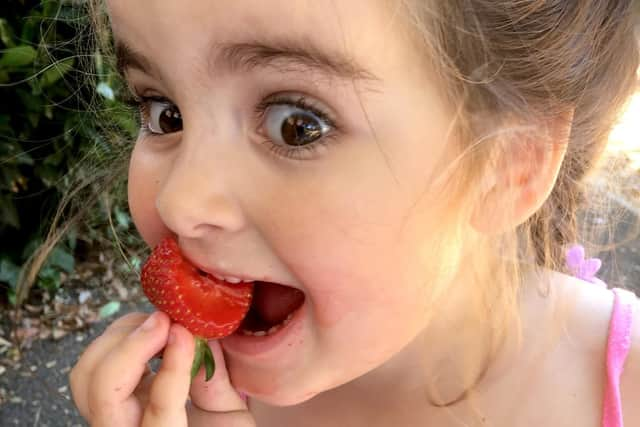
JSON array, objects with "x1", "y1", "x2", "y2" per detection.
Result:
[
  {"x1": 240, "y1": 311, "x2": 296, "y2": 337},
  {"x1": 268, "y1": 325, "x2": 280, "y2": 335},
  {"x1": 212, "y1": 273, "x2": 252, "y2": 284}
]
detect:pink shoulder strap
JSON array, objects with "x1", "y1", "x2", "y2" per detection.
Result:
[{"x1": 602, "y1": 288, "x2": 636, "y2": 427}]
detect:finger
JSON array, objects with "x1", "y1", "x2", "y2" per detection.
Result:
[
  {"x1": 187, "y1": 402, "x2": 256, "y2": 427},
  {"x1": 142, "y1": 324, "x2": 194, "y2": 427},
  {"x1": 133, "y1": 365, "x2": 155, "y2": 408},
  {"x1": 189, "y1": 340, "x2": 248, "y2": 412},
  {"x1": 88, "y1": 311, "x2": 171, "y2": 425},
  {"x1": 70, "y1": 312, "x2": 150, "y2": 418}
]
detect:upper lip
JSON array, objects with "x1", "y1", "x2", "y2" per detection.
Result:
[
  {"x1": 186, "y1": 255, "x2": 291, "y2": 286},
  {"x1": 178, "y1": 242, "x2": 301, "y2": 290}
]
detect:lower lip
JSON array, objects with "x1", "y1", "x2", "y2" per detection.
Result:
[{"x1": 221, "y1": 299, "x2": 307, "y2": 357}]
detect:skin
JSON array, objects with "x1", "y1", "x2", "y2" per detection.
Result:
[{"x1": 70, "y1": 1, "x2": 640, "y2": 426}]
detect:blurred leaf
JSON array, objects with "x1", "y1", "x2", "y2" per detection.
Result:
[
  {"x1": 35, "y1": 164, "x2": 60, "y2": 187},
  {"x1": 0, "y1": 257, "x2": 20, "y2": 288},
  {"x1": 40, "y1": 57, "x2": 74, "y2": 88},
  {"x1": 114, "y1": 207, "x2": 130, "y2": 229},
  {"x1": 17, "y1": 88, "x2": 41, "y2": 112},
  {"x1": 99, "y1": 301, "x2": 121, "y2": 319},
  {"x1": 16, "y1": 151, "x2": 34, "y2": 166},
  {"x1": 96, "y1": 81, "x2": 115, "y2": 100},
  {"x1": 94, "y1": 50, "x2": 104, "y2": 75},
  {"x1": 0, "y1": 194, "x2": 20, "y2": 228},
  {"x1": 0, "y1": 45, "x2": 37, "y2": 67},
  {"x1": 20, "y1": 16, "x2": 38, "y2": 43},
  {"x1": 0, "y1": 18, "x2": 15, "y2": 47},
  {"x1": 44, "y1": 150, "x2": 64, "y2": 167},
  {"x1": 44, "y1": 103, "x2": 53, "y2": 120},
  {"x1": 38, "y1": 265, "x2": 61, "y2": 291},
  {"x1": 47, "y1": 246, "x2": 75, "y2": 274},
  {"x1": 42, "y1": 1, "x2": 60, "y2": 18},
  {"x1": 66, "y1": 227, "x2": 77, "y2": 251},
  {"x1": 130, "y1": 256, "x2": 142, "y2": 274},
  {"x1": 27, "y1": 112, "x2": 40, "y2": 128},
  {"x1": 0, "y1": 115, "x2": 12, "y2": 135},
  {"x1": 21, "y1": 238, "x2": 42, "y2": 260}
]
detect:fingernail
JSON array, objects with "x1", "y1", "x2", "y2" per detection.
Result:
[{"x1": 139, "y1": 312, "x2": 157, "y2": 331}]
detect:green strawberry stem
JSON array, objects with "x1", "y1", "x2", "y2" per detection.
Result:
[{"x1": 191, "y1": 337, "x2": 216, "y2": 382}]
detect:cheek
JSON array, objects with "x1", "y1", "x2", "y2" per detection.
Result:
[
  {"x1": 277, "y1": 219, "x2": 431, "y2": 334},
  {"x1": 128, "y1": 147, "x2": 168, "y2": 247}
]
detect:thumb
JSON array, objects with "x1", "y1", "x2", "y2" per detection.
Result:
[{"x1": 189, "y1": 340, "x2": 248, "y2": 412}]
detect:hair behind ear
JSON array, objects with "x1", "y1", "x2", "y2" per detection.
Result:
[{"x1": 521, "y1": 108, "x2": 612, "y2": 270}]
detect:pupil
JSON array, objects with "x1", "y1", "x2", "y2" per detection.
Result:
[
  {"x1": 281, "y1": 114, "x2": 321, "y2": 146},
  {"x1": 159, "y1": 107, "x2": 182, "y2": 133}
]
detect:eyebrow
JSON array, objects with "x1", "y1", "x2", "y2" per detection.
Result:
[{"x1": 114, "y1": 37, "x2": 380, "y2": 84}]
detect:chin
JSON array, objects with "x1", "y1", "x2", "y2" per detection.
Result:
[
  {"x1": 229, "y1": 364, "x2": 325, "y2": 406},
  {"x1": 249, "y1": 388, "x2": 322, "y2": 407}
]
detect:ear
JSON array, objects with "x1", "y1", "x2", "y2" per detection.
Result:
[{"x1": 471, "y1": 111, "x2": 574, "y2": 235}]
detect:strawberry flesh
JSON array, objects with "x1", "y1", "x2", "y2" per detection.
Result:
[{"x1": 141, "y1": 237, "x2": 253, "y2": 339}]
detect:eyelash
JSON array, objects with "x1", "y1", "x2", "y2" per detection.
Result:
[
  {"x1": 122, "y1": 93, "x2": 167, "y2": 138},
  {"x1": 122, "y1": 91, "x2": 340, "y2": 160},
  {"x1": 254, "y1": 94, "x2": 339, "y2": 160}
]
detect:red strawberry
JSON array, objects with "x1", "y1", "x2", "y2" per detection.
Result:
[{"x1": 141, "y1": 236, "x2": 253, "y2": 380}]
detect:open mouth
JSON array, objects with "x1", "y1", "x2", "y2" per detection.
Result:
[{"x1": 236, "y1": 281, "x2": 306, "y2": 337}]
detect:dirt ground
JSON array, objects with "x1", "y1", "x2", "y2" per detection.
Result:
[{"x1": 0, "y1": 298, "x2": 153, "y2": 427}]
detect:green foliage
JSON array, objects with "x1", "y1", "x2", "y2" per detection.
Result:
[{"x1": 0, "y1": 1, "x2": 138, "y2": 304}]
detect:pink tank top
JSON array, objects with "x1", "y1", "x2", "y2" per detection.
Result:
[
  {"x1": 602, "y1": 288, "x2": 635, "y2": 427},
  {"x1": 566, "y1": 245, "x2": 636, "y2": 427}
]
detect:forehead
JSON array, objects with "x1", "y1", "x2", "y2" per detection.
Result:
[{"x1": 106, "y1": 0, "x2": 409, "y2": 80}]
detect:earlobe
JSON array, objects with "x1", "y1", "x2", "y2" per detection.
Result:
[{"x1": 470, "y1": 111, "x2": 573, "y2": 235}]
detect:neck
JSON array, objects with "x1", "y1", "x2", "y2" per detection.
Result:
[{"x1": 342, "y1": 266, "x2": 513, "y2": 407}]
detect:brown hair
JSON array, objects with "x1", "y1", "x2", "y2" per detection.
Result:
[
  {"x1": 403, "y1": 0, "x2": 639, "y2": 270},
  {"x1": 398, "y1": 0, "x2": 639, "y2": 409}
]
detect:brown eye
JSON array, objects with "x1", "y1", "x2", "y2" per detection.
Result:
[
  {"x1": 265, "y1": 105, "x2": 331, "y2": 147},
  {"x1": 148, "y1": 100, "x2": 182, "y2": 134}
]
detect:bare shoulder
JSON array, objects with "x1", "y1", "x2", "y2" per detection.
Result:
[
  {"x1": 548, "y1": 272, "x2": 615, "y2": 352},
  {"x1": 546, "y1": 273, "x2": 639, "y2": 425},
  {"x1": 513, "y1": 273, "x2": 611, "y2": 426}
]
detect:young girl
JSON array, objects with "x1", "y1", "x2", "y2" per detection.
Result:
[{"x1": 69, "y1": 1, "x2": 639, "y2": 426}]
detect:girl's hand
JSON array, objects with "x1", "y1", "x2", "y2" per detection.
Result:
[
  {"x1": 70, "y1": 311, "x2": 193, "y2": 426},
  {"x1": 70, "y1": 312, "x2": 255, "y2": 427},
  {"x1": 187, "y1": 339, "x2": 256, "y2": 427}
]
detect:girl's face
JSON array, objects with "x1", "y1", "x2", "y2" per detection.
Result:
[{"x1": 108, "y1": 0, "x2": 466, "y2": 404}]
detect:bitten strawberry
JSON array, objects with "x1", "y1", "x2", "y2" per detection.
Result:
[{"x1": 141, "y1": 236, "x2": 253, "y2": 380}]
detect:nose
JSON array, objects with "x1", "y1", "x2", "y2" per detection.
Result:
[{"x1": 155, "y1": 132, "x2": 246, "y2": 239}]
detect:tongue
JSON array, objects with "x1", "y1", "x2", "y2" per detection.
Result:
[{"x1": 252, "y1": 281, "x2": 305, "y2": 326}]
